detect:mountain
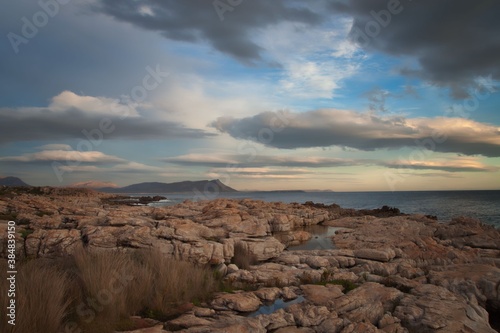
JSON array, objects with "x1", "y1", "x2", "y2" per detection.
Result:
[
  {"x1": 69, "y1": 181, "x2": 119, "y2": 189},
  {"x1": 0, "y1": 176, "x2": 31, "y2": 187},
  {"x1": 98, "y1": 179, "x2": 237, "y2": 193}
]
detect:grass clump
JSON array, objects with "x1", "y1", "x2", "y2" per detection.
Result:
[
  {"x1": 0, "y1": 259, "x2": 72, "y2": 333},
  {"x1": 322, "y1": 279, "x2": 358, "y2": 292},
  {"x1": 0, "y1": 248, "x2": 220, "y2": 333}
]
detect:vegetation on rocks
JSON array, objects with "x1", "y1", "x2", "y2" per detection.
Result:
[{"x1": 0, "y1": 248, "x2": 219, "y2": 333}]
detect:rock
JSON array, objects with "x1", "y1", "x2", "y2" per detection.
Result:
[
  {"x1": 263, "y1": 309, "x2": 296, "y2": 330},
  {"x1": 287, "y1": 303, "x2": 330, "y2": 327},
  {"x1": 25, "y1": 228, "x2": 81, "y2": 257},
  {"x1": 332, "y1": 282, "x2": 403, "y2": 325},
  {"x1": 378, "y1": 313, "x2": 408, "y2": 333},
  {"x1": 193, "y1": 307, "x2": 216, "y2": 317},
  {"x1": 211, "y1": 292, "x2": 261, "y2": 312},
  {"x1": 215, "y1": 263, "x2": 228, "y2": 277},
  {"x1": 353, "y1": 248, "x2": 396, "y2": 262},
  {"x1": 253, "y1": 287, "x2": 281, "y2": 302},
  {"x1": 340, "y1": 322, "x2": 381, "y2": 333},
  {"x1": 427, "y1": 264, "x2": 500, "y2": 312},
  {"x1": 281, "y1": 287, "x2": 298, "y2": 301},
  {"x1": 227, "y1": 264, "x2": 239, "y2": 274},
  {"x1": 305, "y1": 256, "x2": 330, "y2": 269},
  {"x1": 315, "y1": 315, "x2": 347, "y2": 333},
  {"x1": 115, "y1": 324, "x2": 166, "y2": 333},
  {"x1": 242, "y1": 237, "x2": 285, "y2": 261},
  {"x1": 301, "y1": 284, "x2": 344, "y2": 306},
  {"x1": 435, "y1": 216, "x2": 500, "y2": 250},
  {"x1": 394, "y1": 284, "x2": 496, "y2": 333},
  {"x1": 274, "y1": 327, "x2": 315, "y2": 333},
  {"x1": 276, "y1": 254, "x2": 301, "y2": 265},
  {"x1": 167, "y1": 314, "x2": 213, "y2": 330},
  {"x1": 331, "y1": 271, "x2": 359, "y2": 284}
]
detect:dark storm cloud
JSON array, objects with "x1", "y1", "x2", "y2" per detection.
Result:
[
  {"x1": 0, "y1": 107, "x2": 211, "y2": 144},
  {"x1": 329, "y1": 0, "x2": 500, "y2": 98},
  {"x1": 211, "y1": 110, "x2": 500, "y2": 157},
  {"x1": 93, "y1": 0, "x2": 322, "y2": 63}
]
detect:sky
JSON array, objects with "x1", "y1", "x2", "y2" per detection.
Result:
[{"x1": 1, "y1": 0, "x2": 500, "y2": 191}]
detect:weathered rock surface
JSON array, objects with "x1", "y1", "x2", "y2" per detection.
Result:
[{"x1": 0, "y1": 188, "x2": 499, "y2": 333}]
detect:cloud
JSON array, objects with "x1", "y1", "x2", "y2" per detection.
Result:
[
  {"x1": 0, "y1": 149, "x2": 125, "y2": 164},
  {"x1": 93, "y1": 0, "x2": 322, "y2": 64},
  {"x1": 49, "y1": 91, "x2": 139, "y2": 117},
  {"x1": 162, "y1": 153, "x2": 370, "y2": 168},
  {"x1": 206, "y1": 167, "x2": 311, "y2": 180},
  {"x1": 163, "y1": 152, "x2": 498, "y2": 174},
  {"x1": 93, "y1": 0, "x2": 500, "y2": 97},
  {"x1": 329, "y1": 0, "x2": 500, "y2": 98},
  {"x1": 211, "y1": 109, "x2": 500, "y2": 156},
  {"x1": 362, "y1": 85, "x2": 421, "y2": 113},
  {"x1": 383, "y1": 157, "x2": 499, "y2": 173},
  {"x1": 59, "y1": 161, "x2": 163, "y2": 173},
  {"x1": 363, "y1": 87, "x2": 390, "y2": 112},
  {"x1": 255, "y1": 19, "x2": 362, "y2": 99},
  {"x1": 0, "y1": 147, "x2": 165, "y2": 179},
  {"x1": 0, "y1": 91, "x2": 212, "y2": 144},
  {"x1": 36, "y1": 144, "x2": 73, "y2": 151}
]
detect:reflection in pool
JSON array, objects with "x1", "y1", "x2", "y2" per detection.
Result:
[
  {"x1": 247, "y1": 296, "x2": 305, "y2": 317},
  {"x1": 286, "y1": 225, "x2": 344, "y2": 251}
]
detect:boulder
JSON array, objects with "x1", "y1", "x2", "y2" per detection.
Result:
[{"x1": 211, "y1": 292, "x2": 261, "y2": 312}]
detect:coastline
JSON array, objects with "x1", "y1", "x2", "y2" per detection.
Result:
[{"x1": 1, "y1": 187, "x2": 499, "y2": 332}]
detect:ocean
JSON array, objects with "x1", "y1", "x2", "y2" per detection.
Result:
[{"x1": 144, "y1": 190, "x2": 500, "y2": 229}]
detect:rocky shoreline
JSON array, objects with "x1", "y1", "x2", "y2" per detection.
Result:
[{"x1": 1, "y1": 187, "x2": 499, "y2": 332}]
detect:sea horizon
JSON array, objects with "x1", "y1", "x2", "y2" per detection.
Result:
[{"x1": 138, "y1": 189, "x2": 500, "y2": 229}]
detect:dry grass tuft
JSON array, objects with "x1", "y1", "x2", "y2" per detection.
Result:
[
  {"x1": 135, "y1": 250, "x2": 218, "y2": 320},
  {"x1": 0, "y1": 259, "x2": 72, "y2": 333},
  {"x1": 0, "y1": 248, "x2": 219, "y2": 333}
]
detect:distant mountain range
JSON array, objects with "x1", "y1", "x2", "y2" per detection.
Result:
[
  {"x1": 98, "y1": 179, "x2": 237, "y2": 193},
  {"x1": 0, "y1": 176, "x2": 31, "y2": 187},
  {"x1": 0, "y1": 177, "x2": 237, "y2": 193},
  {"x1": 69, "y1": 181, "x2": 119, "y2": 189}
]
